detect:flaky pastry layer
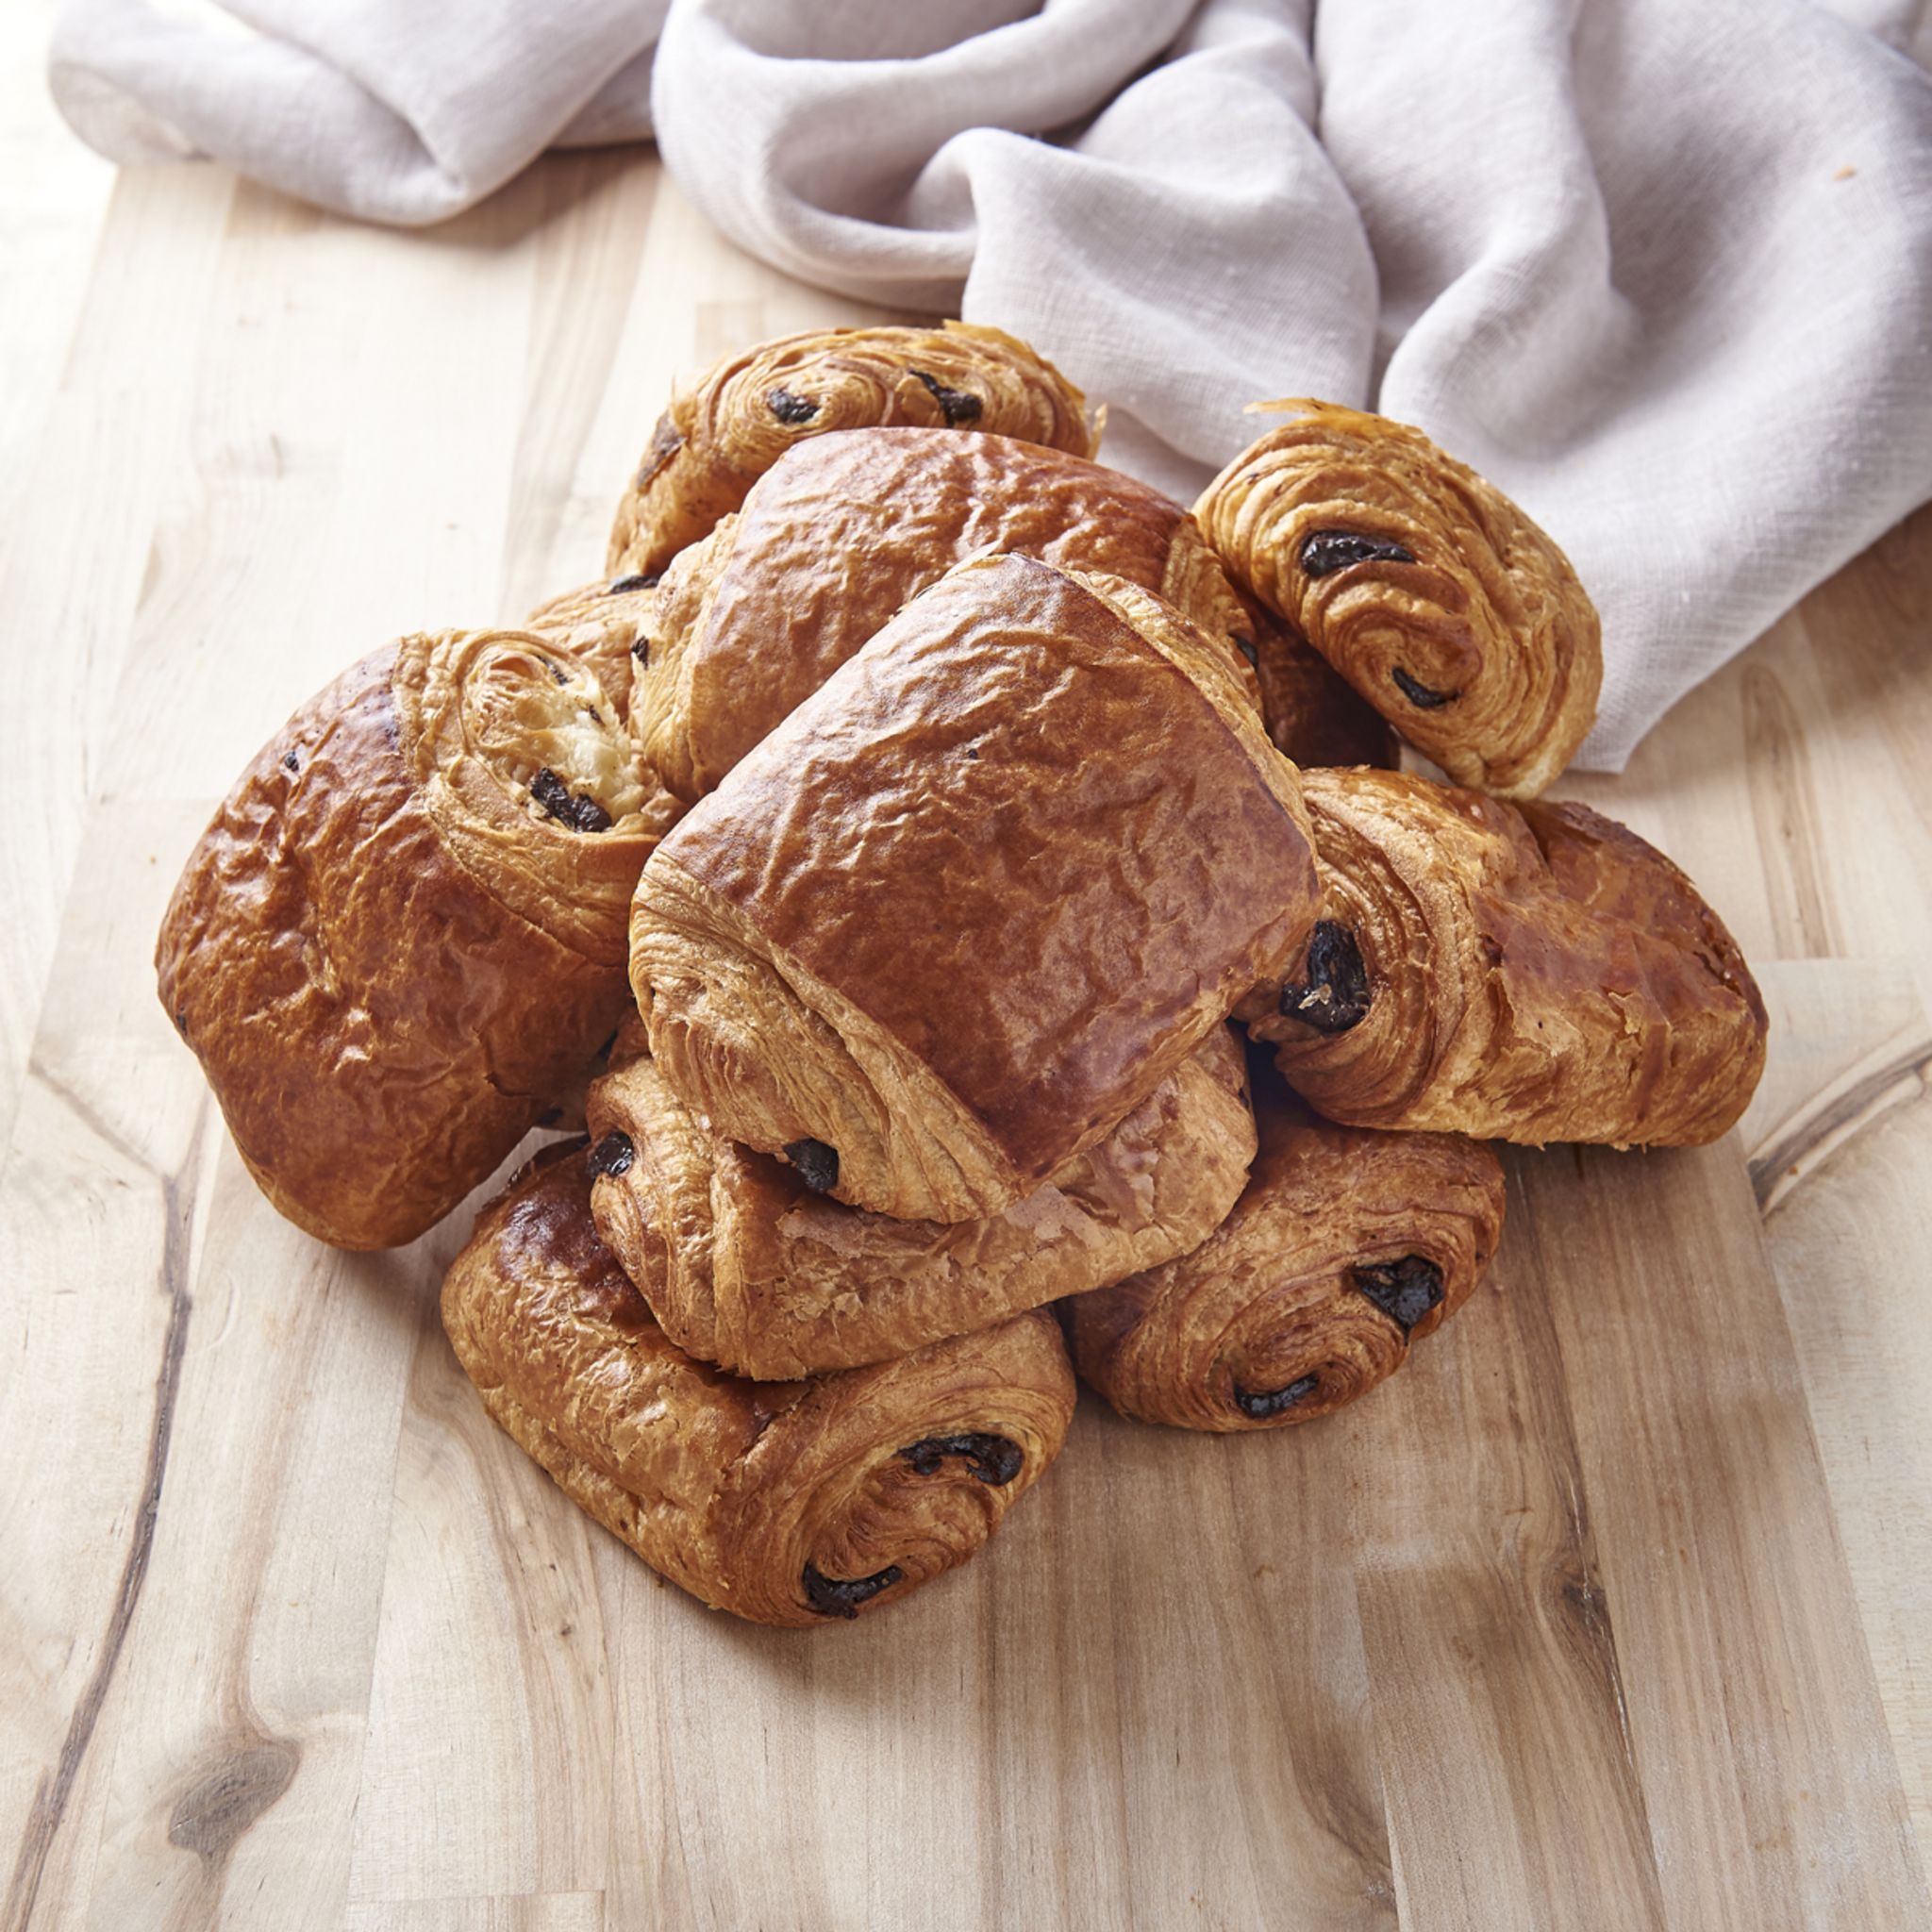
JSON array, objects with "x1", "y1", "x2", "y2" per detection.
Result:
[{"x1": 585, "y1": 1023, "x2": 1256, "y2": 1379}]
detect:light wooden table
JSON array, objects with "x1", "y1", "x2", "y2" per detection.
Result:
[{"x1": 5, "y1": 36, "x2": 1932, "y2": 1931}]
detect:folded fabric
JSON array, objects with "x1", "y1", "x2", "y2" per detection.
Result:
[{"x1": 51, "y1": 0, "x2": 1932, "y2": 767}]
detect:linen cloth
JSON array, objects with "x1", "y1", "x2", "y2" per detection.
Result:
[{"x1": 50, "y1": 0, "x2": 1932, "y2": 767}]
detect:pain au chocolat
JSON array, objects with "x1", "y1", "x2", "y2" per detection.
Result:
[
  {"x1": 630, "y1": 552, "x2": 1321, "y2": 1224},
  {"x1": 608, "y1": 322, "x2": 1097, "y2": 581},
  {"x1": 634, "y1": 427, "x2": 1254, "y2": 803},
  {"x1": 442, "y1": 1142, "x2": 1074, "y2": 1625},
  {"x1": 583, "y1": 1021, "x2": 1256, "y2": 1380},
  {"x1": 158, "y1": 627, "x2": 681, "y2": 1249},
  {"x1": 1065, "y1": 1061, "x2": 1505, "y2": 1431},
  {"x1": 1239, "y1": 768, "x2": 1768, "y2": 1145},
  {"x1": 1196, "y1": 401, "x2": 1601, "y2": 797}
]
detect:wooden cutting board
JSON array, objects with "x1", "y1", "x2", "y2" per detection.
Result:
[{"x1": 3, "y1": 119, "x2": 1930, "y2": 1930}]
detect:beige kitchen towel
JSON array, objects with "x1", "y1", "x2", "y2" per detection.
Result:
[{"x1": 50, "y1": 0, "x2": 1932, "y2": 767}]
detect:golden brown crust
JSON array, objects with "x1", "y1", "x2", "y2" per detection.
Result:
[
  {"x1": 1196, "y1": 401, "x2": 1602, "y2": 797},
  {"x1": 608, "y1": 322, "x2": 1099, "y2": 580},
  {"x1": 586, "y1": 1024, "x2": 1256, "y2": 1379},
  {"x1": 1066, "y1": 1066, "x2": 1505, "y2": 1430},
  {"x1": 1238, "y1": 768, "x2": 1769, "y2": 1144},
  {"x1": 156, "y1": 631, "x2": 674, "y2": 1249},
  {"x1": 635, "y1": 428, "x2": 1256, "y2": 802},
  {"x1": 631, "y1": 552, "x2": 1321, "y2": 1223},
  {"x1": 441, "y1": 1143, "x2": 1075, "y2": 1625}
]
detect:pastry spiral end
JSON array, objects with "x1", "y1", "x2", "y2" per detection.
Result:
[
  {"x1": 1197, "y1": 399, "x2": 1602, "y2": 798},
  {"x1": 1066, "y1": 1084, "x2": 1506, "y2": 1432}
]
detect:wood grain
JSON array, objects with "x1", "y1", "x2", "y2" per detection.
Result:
[
  {"x1": 1350, "y1": 1200, "x2": 1667, "y2": 1932},
  {"x1": 1746, "y1": 961, "x2": 1932, "y2": 1868},
  {"x1": 2, "y1": 56, "x2": 1929, "y2": 1930}
]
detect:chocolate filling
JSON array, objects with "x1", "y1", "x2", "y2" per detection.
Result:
[
  {"x1": 1276, "y1": 921, "x2": 1372, "y2": 1034},
  {"x1": 908, "y1": 368, "x2": 983, "y2": 425},
  {"x1": 631, "y1": 637, "x2": 651, "y2": 665},
  {"x1": 1391, "y1": 666, "x2": 1457, "y2": 708},
  {"x1": 897, "y1": 1432, "x2": 1024, "y2": 1486},
  {"x1": 804, "y1": 1561, "x2": 906, "y2": 1620},
  {"x1": 587, "y1": 1131, "x2": 636, "y2": 1180},
  {"x1": 1352, "y1": 1255, "x2": 1444, "y2": 1333},
  {"x1": 608, "y1": 572, "x2": 658, "y2": 594},
  {"x1": 1299, "y1": 529, "x2": 1417, "y2": 577},
  {"x1": 766, "y1": 388, "x2": 819, "y2": 425},
  {"x1": 1233, "y1": 1373, "x2": 1321, "y2": 1420},
  {"x1": 1233, "y1": 633, "x2": 1260, "y2": 670},
  {"x1": 783, "y1": 1137, "x2": 840, "y2": 1192},
  {"x1": 281, "y1": 750, "x2": 300, "y2": 774},
  {"x1": 531, "y1": 767, "x2": 613, "y2": 834}
]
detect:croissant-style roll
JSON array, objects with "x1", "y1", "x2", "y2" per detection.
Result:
[
  {"x1": 1236, "y1": 768, "x2": 1768, "y2": 1145},
  {"x1": 1195, "y1": 401, "x2": 1602, "y2": 798},
  {"x1": 1241, "y1": 596, "x2": 1398, "y2": 771},
  {"x1": 525, "y1": 575, "x2": 660, "y2": 718},
  {"x1": 157, "y1": 628, "x2": 681, "y2": 1249},
  {"x1": 608, "y1": 322, "x2": 1099, "y2": 580},
  {"x1": 632, "y1": 552, "x2": 1321, "y2": 1224},
  {"x1": 1065, "y1": 1066, "x2": 1506, "y2": 1430},
  {"x1": 635, "y1": 427, "x2": 1255, "y2": 803},
  {"x1": 584, "y1": 1020, "x2": 1256, "y2": 1380},
  {"x1": 442, "y1": 1142, "x2": 1075, "y2": 1625}
]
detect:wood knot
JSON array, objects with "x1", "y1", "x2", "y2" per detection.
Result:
[{"x1": 167, "y1": 1738, "x2": 299, "y2": 1869}]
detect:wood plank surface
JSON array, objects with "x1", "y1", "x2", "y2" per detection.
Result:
[{"x1": 4, "y1": 30, "x2": 1931, "y2": 1926}]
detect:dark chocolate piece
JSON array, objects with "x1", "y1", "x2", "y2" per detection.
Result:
[
  {"x1": 1352, "y1": 1254, "x2": 1445, "y2": 1334},
  {"x1": 607, "y1": 572, "x2": 658, "y2": 594},
  {"x1": 1299, "y1": 529, "x2": 1417, "y2": 578},
  {"x1": 897, "y1": 1432, "x2": 1024, "y2": 1486},
  {"x1": 803, "y1": 1561, "x2": 906, "y2": 1620},
  {"x1": 908, "y1": 369, "x2": 983, "y2": 425},
  {"x1": 1233, "y1": 633, "x2": 1259, "y2": 670},
  {"x1": 631, "y1": 637, "x2": 651, "y2": 666},
  {"x1": 1232, "y1": 1373, "x2": 1321, "y2": 1420},
  {"x1": 541, "y1": 657, "x2": 571, "y2": 688},
  {"x1": 1392, "y1": 666, "x2": 1457, "y2": 708},
  {"x1": 587, "y1": 1131, "x2": 636, "y2": 1180},
  {"x1": 766, "y1": 388, "x2": 819, "y2": 425},
  {"x1": 531, "y1": 767, "x2": 613, "y2": 835},
  {"x1": 783, "y1": 1137, "x2": 840, "y2": 1192},
  {"x1": 1276, "y1": 921, "x2": 1372, "y2": 1034},
  {"x1": 281, "y1": 751, "x2": 300, "y2": 774}
]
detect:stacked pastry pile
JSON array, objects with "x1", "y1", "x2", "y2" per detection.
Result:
[{"x1": 156, "y1": 324, "x2": 1769, "y2": 1626}]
